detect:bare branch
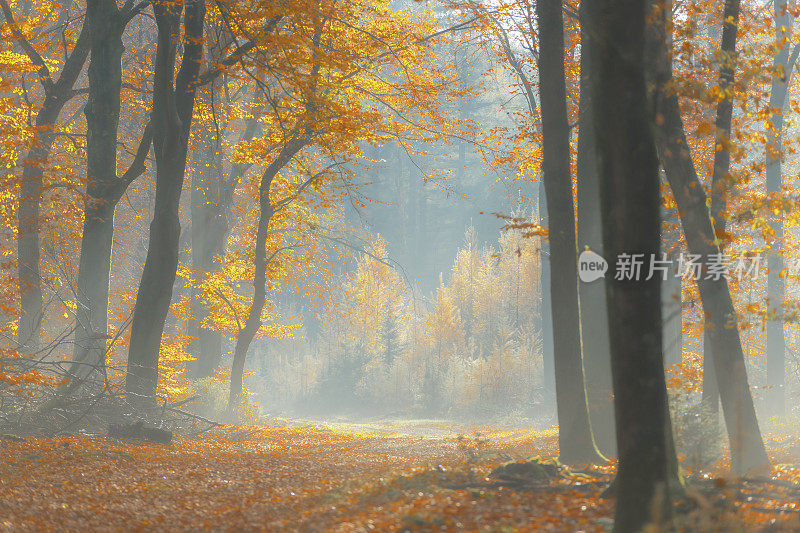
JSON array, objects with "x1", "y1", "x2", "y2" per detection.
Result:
[
  {"x1": 213, "y1": 287, "x2": 243, "y2": 333},
  {"x1": 122, "y1": 0, "x2": 151, "y2": 24},
  {"x1": 197, "y1": 14, "x2": 283, "y2": 87},
  {"x1": 112, "y1": 119, "x2": 154, "y2": 200}
]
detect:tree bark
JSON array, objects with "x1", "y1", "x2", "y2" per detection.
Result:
[
  {"x1": 227, "y1": 139, "x2": 307, "y2": 410},
  {"x1": 71, "y1": 0, "x2": 152, "y2": 387},
  {"x1": 536, "y1": 0, "x2": 602, "y2": 465},
  {"x1": 0, "y1": 0, "x2": 90, "y2": 350},
  {"x1": 126, "y1": 0, "x2": 206, "y2": 402},
  {"x1": 590, "y1": 1, "x2": 674, "y2": 529},
  {"x1": 703, "y1": 0, "x2": 740, "y2": 434},
  {"x1": 765, "y1": 0, "x2": 796, "y2": 419},
  {"x1": 539, "y1": 184, "x2": 555, "y2": 411},
  {"x1": 647, "y1": 0, "x2": 770, "y2": 476},
  {"x1": 576, "y1": 1, "x2": 615, "y2": 457}
]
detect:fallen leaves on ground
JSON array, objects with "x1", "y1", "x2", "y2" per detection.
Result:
[{"x1": 0, "y1": 423, "x2": 798, "y2": 531}]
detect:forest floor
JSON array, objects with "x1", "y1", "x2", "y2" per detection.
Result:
[{"x1": 1, "y1": 420, "x2": 800, "y2": 531}]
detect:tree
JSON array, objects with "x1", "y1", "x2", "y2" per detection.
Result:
[
  {"x1": 575, "y1": 0, "x2": 614, "y2": 456},
  {"x1": 764, "y1": 0, "x2": 797, "y2": 419},
  {"x1": 224, "y1": 0, "x2": 465, "y2": 410},
  {"x1": 69, "y1": 0, "x2": 152, "y2": 389},
  {"x1": 125, "y1": 0, "x2": 206, "y2": 401},
  {"x1": 536, "y1": 0, "x2": 602, "y2": 465},
  {"x1": 0, "y1": 0, "x2": 89, "y2": 351},
  {"x1": 702, "y1": 0, "x2": 740, "y2": 439},
  {"x1": 590, "y1": 0, "x2": 674, "y2": 529},
  {"x1": 186, "y1": 83, "x2": 257, "y2": 379},
  {"x1": 647, "y1": 0, "x2": 770, "y2": 476}
]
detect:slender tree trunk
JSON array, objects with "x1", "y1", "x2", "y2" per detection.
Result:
[
  {"x1": 576, "y1": 2, "x2": 614, "y2": 456},
  {"x1": 227, "y1": 140, "x2": 307, "y2": 410},
  {"x1": 539, "y1": 185, "x2": 555, "y2": 412},
  {"x1": 765, "y1": 0, "x2": 795, "y2": 419},
  {"x1": 702, "y1": 0, "x2": 741, "y2": 434},
  {"x1": 0, "y1": 1, "x2": 91, "y2": 350},
  {"x1": 662, "y1": 255, "x2": 683, "y2": 368},
  {"x1": 701, "y1": 330, "x2": 720, "y2": 417},
  {"x1": 536, "y1": 0, "x2": 602, "y2": 465},
  {"x1": 227, "y1": 14, "x2": 321, "y2": 411},
  {"x1": 126, "y1": 0, "x2": 206, "y2": 401},
  {"x1": 647, "y1": 0, "x2": 770, "y2": 475},
  {"x1": 17, "y1": 119, "x2": 52, "y2": 351},
  {"x1": 591, "y1": 2, "x2": 674, "y2": 530},
  {"x1": 661, "y1": 198, "x2": 684, "y2": 371},
  {"x1": 227, "y1": 202, "x2": 273, "y2": 411}
]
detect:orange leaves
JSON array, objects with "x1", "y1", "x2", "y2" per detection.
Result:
[
  {"x1": 2, "y1": 424, "x2": 798, "y2": 531},
  {"x1": 695, "y1": 121, "x2": 715, "y2": 137},
  {"x1": 0, "y1": 368, "x2": 65, "y2": 397},
  {"x1": 0, "y1": 425, "x2": 602, "y2": 531}
]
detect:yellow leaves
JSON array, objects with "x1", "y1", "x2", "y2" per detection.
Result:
[
  {"x1": 0, "y1": 51, "x2": 37, "y2": 74},
  {"x1": 330, "y1": 236, "x2": 411, "y2": 355}
]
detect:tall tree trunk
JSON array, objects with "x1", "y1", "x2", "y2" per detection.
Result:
[
  {"x1": 227, "y1": 13, "x2": 320, "y2": 411},
  {"x1": 576, "y1": 1, "x2": 615, "y2": 456},
  {"x1": 765, "y1": 0, "x2": 796, "y2": 419},
  {"x1": 536, "y1": 0, "x2": 602, "y2": 465},
  {"x1": 227, "y1": 140, "x2": 307, "y2": 410},
  {"x1": 126, "y1": 0, "x2": 206, "y2": 402},
  {"x1": 701, "y1": 330, "x2": 720, "y2": 419},
  {"x1": 539, "y1": 184, "x2": 555, "y2": 411},
  {"x1": 0, "y1": 0, "x2": 90, "y2": 351},
  {"x1": 17, "y1": 114, "x2": 53, "y2": 352},
  {"x1": 702, "y1": 0, "x2": 742, "y2": 445},
  {"x1": 647, "y1": 0, "x2": 770, "y2": 475},
  {"x1": 591, "y1": 1, "x2": 674, "y2": 530},
  {"x1": 72, "y1": 0, "x2": 125, "y2": 381},
  {"x1": 71, "y1": 0, "x2": 151, "y2": 386},
  {"x1": 662, "y1": 254, "x2": 683, "y2": 368}
]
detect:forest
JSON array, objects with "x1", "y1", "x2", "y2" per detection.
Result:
[{"x1": 2, "y1": 0, "x2": 800, "y2": 531}]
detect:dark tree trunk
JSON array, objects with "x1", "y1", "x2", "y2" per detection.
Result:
[
  {"x1": 17, "y1": 113, "x2": 53, "y2": 352},
  {"x1": 662, "y1": 256, "x2": 683, "y2": 368},
  {"x1": 701, "y1": 330, "x2": 720, "y2": 418},
  {"x1": 765, "y1": 0, "x2": 796, "y2": 419},
  {"x1": 126, "y1": 0, "x2": 206, "y2": 401},
  {"x1": 71, "y1": 0, "x2": 151, "y2": 386},
  {"x1": 227, "y1": 15, "x2": 321, "y2": 411},
  {"x1": 590, "y1": 1, "x2": 674, "y2": 530},
  {"x1": 647, "y1": 0, "x2": 770, "y2": 476},
  {"x1": 227, "y1": 140, "x2": 307, "y2": 410},
  {"x1": 536, "y1": 0, "x2": 602, "y2": 465},
  {"x1": 73, "y1": 0, "x2": 124, "y2": 378},
  {"x1": 703, "y1": 0, "x2": 740, "y2": 434},
  {"x1": 576, "y1": 1, "x2": 615, "y2": 457},
  {"x1": 0, "y1": 0, "x2": 90, "y2": 351}
]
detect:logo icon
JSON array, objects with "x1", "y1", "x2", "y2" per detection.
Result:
[{"x1": 578, "y1": 249, "x2": 608, "y2": 282}]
